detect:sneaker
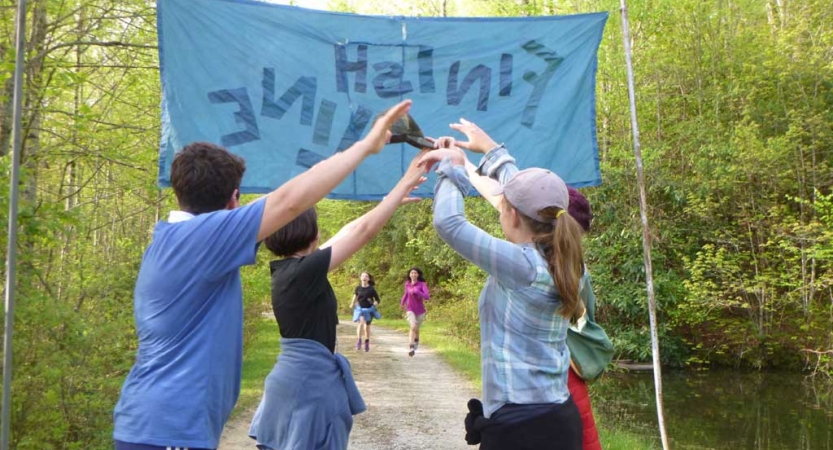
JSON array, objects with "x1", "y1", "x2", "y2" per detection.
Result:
[
  {"x1": 356, "y1": 339, "x2": 362, "y2": 351},
  {"x1": 408, "y1": 345, "x2": 415, "y2": 357},
  {"x1": 364, "y1": 340, "x2": 370, "y2": 352}
]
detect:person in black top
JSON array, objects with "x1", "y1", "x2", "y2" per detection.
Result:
[
  {"x1": 248, "y1": 148, "x2": 427, "y2": 450},
  {"x1": 351, "y1": 272, "x2": 381, "y2": 352},
  {"x1": 266, "y1": 216, "x2": 339, "y2": 352}
]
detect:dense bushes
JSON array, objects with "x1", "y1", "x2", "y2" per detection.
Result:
[{"x1": 1, "y1": 0, "x2": 832, "y2": 448}]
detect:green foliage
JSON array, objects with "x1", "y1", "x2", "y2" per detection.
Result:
[
  {"x1": 597, "y1": 426, "x2": 660, "y2": 450},
  {"x1": 332, "y1": 0, "x2": 833, "y2": 371},
  {"x1": 1, "y1": 1, "x2": 162, "y2": 447},
  {"x1": 236, "y1": 316, "x2": 282, "y2": 413},
  {"x1": 3, "y1": 191, "x2": 139, "y2": 449},
  {"x1": 1, "y1": 0, "x2": 832, "y2": 447}
]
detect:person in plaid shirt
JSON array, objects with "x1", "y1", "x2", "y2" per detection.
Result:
[{"x1": 423, "y1": 119, "x2": 585, "y2": 450}]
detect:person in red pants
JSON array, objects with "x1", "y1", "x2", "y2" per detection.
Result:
[
  {"x1": 447, "y1": 132, "x2": 603, "y2": 449},
  {"x1": 566, "y1": 187, "x2": 602, "y2": 450}
]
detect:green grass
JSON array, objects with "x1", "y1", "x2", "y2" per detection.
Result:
[
  {"x1": 237, "y1": 316, "x2": 281, "y2": 413},
  {"x1": 598, "y1": 427, "x2": 660, "y2": 449}
]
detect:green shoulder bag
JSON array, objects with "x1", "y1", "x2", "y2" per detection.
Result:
[{"x1": 566, "y1": 274, "x2": 614, "y2": 382}]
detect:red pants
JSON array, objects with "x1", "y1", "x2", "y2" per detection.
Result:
[{"x1": 568, "y1": 367, "x2": 602, "y2": 450}]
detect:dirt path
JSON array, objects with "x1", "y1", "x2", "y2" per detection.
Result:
[{"x1": 218, "y1": 320, "x2": 479, "y2": 450}]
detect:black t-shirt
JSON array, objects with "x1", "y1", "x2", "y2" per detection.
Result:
[
  {"x1": 354, "y1": 285, "x2": 380, "y2": 308},
  {"x1": 269, "y1": 247, "x2": 338, "y2": 353}
]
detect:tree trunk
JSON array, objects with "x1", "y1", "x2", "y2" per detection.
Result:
[
  {"x1": 1, "y1": 6, "x2": 17, "y2": 158},
  {"x1": 19, "y1": 0, "x2": 48, "y2": 205}
]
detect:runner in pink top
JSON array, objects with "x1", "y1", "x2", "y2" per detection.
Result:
[{"x1": 400, "y1": 267, "x2": 430, "y2": 356}]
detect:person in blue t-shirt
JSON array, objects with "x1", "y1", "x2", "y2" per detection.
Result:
[{"x1": 112, "y1": 100, "x2": 417, "y2": 450}]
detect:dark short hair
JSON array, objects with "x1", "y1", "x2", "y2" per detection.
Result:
[
  {"x1": 170, "y1": 142, "x2": 246, "y2": 214},
  {"x1": 567, "y1": 187, "x2": 592, "y2": 233},
  {"x1": 264, "y1": 208, "x2": 318, "y2": 257}
]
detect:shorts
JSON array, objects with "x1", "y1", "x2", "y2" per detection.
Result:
[
  {"x1": 405, "y1": 311, "x2": 426, "y2": 326},
  {"x1": 353, "y1": 305, "x2": 381, "y2": 324}
]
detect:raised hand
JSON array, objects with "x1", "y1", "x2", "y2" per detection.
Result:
[
  {"x1": 404, "y1": 150, "x2": 430, "y2": 182},
  {"x1": 418, "y1": 147, "x2": 466, "y2": 172},
  {"x1": 430, "y1": 136, "x2": 456, "y2": 149},
  {"x1": 449, "y1": 118, "x2": 499, "y2": 154},
  {"x1": 363, "y1": 100, "x2": 413, "y2": 154},
  {"x1": 400, "y1": 182, "x2": 426, "y2": 205},
  {"x1": 388, "y1": 178, "x2": 427, "y2": 205},
  {"x1": 389, "y1": 150, "x2": 430, "y2": 205}
]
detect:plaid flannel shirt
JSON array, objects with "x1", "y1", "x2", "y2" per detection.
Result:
[{"x1": 432, "y1": 146, "x2": 571, "y2": 419}]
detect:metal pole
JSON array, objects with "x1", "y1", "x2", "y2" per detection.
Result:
[
  {"x1": 618, "y1": 0, "x2": 671, "y2": 449},
  {"x1": 2, "y1": 0, "x2": 28, "y2": 448}
]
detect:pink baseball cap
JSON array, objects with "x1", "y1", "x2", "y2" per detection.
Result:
[{"x1": 492, "y1": 168, "x2": 569, "y2": 223}]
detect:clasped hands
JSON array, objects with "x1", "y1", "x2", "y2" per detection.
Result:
[{"x1": 416, "y1": 117, "x2": 500, "y2": 173}]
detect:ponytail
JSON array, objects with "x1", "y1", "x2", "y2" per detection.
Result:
[{"x1": 528, "y1": 206, "x2": 586, "y2": 321}]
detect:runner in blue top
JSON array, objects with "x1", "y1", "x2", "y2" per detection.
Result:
[
  {"x1": 112, "y1": 100, "x2": 416, "y2": 450},
  {"x1": 423, "y1": 119, "x2": 585, "y2": 450}
]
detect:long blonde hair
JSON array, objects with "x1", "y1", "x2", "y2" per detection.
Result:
[{"x1": 506, "y1": 201, "x2": 585, "y2": 321}]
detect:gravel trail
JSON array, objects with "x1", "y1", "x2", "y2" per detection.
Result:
[{"x1": 218, "y1": 320, "x2": 478, "y2": 450}]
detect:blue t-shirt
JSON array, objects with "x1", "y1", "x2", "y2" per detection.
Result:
[{"x1": 113, "y1": 199, "x2": 265, "y2": 449}]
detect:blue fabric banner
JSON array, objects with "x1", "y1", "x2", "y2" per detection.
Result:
[{"x1": 157, "y1": 0, "x2": 608, "y2": 199}]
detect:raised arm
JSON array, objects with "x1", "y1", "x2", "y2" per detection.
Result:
[
  {"x1": 256, "y1": 100, "x2": 412, "y2": 242},
  {"x1": 464, "y1": 159, "x2": 502, "y2": 210},
  {"x1": 320, "y1": 215, "x2": 362, "y2": 249},
  {"x1": 449, "y1": 118, "x2": 519, "y2": 186},
  {"x1": 438, "y1": 119, "x2": 519, "y2": 209},
  {"x1": 433, "y1": 135, "x2": 502, "y2": 210},
  {"x1": 421, "y1": 149, "x2": 537, "y2": 290},
  {"x1": 321, "y1": 186, "x2": 421, "y2": 250},
  {"x1": 320, "y1": 151, "x2": 428, "y2": 271}
]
